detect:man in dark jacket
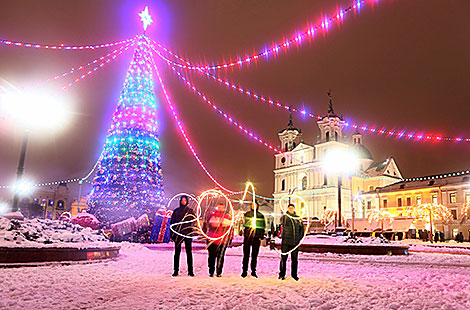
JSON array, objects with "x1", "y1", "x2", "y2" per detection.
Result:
[
  {"x1": 279, "y1": 203, "x2": 304, "y2": 281},
  {"x1": 170, "y1": 195, "x2": 195, "y2": 277},
  {"x1": 241, "y1": 201, "x2": 266, "y2": 278}
]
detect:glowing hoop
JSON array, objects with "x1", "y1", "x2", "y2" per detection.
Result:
[
  {"x1": 276, "y1": 194, "x2": 311, "y2": 255},
  {"x1": 196, "y1": 189, "x2": 235, "y2": 241},
  {"x1": 167, "y1": 193, "x2": 199, "y2": 240}
]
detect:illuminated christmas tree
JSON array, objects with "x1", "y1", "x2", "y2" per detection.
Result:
[{"x1": 88, "y1": 35, "x2": 164, "y2": 228}]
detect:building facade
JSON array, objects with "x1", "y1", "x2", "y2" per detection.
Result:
[
  {"x1": 19, "y1": 183, "x2": 71, "y2": 219},
  {"x1": 272, "y1": 96, "x2": 402, "y2": 224},
  {"x1": 360, "y1": 171, "x2": 470, "y2": 240}
]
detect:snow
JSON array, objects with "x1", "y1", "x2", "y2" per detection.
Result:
[
  {"x1": 2, "y1": 242, "x2": 470, "y2": 309},
  {"x1": 0, "y1": 216, "x2": 113, "y2": 249}
]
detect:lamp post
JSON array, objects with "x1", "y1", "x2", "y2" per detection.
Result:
[
  {"x1": 11, "y1": 133, "x2": 29, "y2": 212},
  {"x1": 0, "y1": 88, "x2": 70, "y2": 213},
  {"x1": 322, "y1": 147, "x2": 359, "y2": 233}
]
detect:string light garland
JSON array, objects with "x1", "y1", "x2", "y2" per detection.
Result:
[
  {"x1": 152, "y1": 51, "x2": 238, "y2": 194},
  {"x1": 25, "y1": 40, "x2": 136, "y2": 90},
  {"x1": 169, "y1": 66, "x2": 280, "y2": 153},
  {"x1": 0, "y1": 36, "x2": 136, "y2": 51},
  {"x1": 404, "y1": 170, "x2": 470, "y2": 182},
  {"x1": 154, "y1": 0, "x2": 373, "y2": 71},
  {"x1": 58, "y1": 42, "x2": 134, "y2": 92},
  {"x1": 164, "y1": 53, "x2": 470, "y2": 145}
]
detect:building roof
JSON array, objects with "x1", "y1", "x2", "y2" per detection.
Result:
[
  {"x1": 364, "y1": 170, "x2": 470, "y2": 194},
  {"x1": 350, "y1": 144, "x2": 373, "y2": 160}
]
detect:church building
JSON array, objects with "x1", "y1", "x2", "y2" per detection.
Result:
[{"x1": 272, "y1": 93, "x2": 402, "y2": 223}]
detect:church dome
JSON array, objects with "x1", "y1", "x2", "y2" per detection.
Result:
[{"x1": 349, "y1": 144, "x2": 373, "y2": 160}]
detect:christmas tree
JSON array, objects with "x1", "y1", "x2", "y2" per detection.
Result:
[{"x1": 88, "y1": 35, "x2": 164, "y2": 229}]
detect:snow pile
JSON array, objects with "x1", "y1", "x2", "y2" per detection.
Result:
[
  {"x1": 285, "y1": 234, "x2": 403, "y2": 247},
  {"x1": 0, "y1": 216, "x2": 113, "y2": 249}
]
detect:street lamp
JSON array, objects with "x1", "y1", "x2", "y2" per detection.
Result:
[
  {"x1": 0, "y1": 88, "x2": 70, "y2": 213},
  {"x1": 322, "y1": 147, "x2": 359, "y2": 232}
]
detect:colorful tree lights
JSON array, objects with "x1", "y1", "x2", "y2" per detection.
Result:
[{"x1": 87, "y1": 35, "x2": 164, "y2": 227}]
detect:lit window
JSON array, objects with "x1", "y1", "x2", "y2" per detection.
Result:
[
  {"x1": 48, "y1": 199, "x2": 54, "y2": 206},
  {"x1": 416, "y1": 196, "x2": 422, "y2": 205},
  {"x1": 432, "y1": 195, "x2": 438, "y2": 204},
  {"x1": 466, "y1": 193, "x2": 470, "y2": 203},
  {"x1": 450, "y1": 192, "x2": 457, "y2": 204}
]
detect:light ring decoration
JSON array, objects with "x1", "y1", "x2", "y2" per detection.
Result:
[
  {"x1": 196, "y1": 189, "x2": 235, "y2": 242},
  {"x1": 276, "y1": 194, "x2": 311, "y2": 255},
  {"x1": 167, "y1": 193, "x2": 200, "y2": 240}
]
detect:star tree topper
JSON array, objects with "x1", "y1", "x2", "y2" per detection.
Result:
[{"x1": 139, "y1": 6, "x2": 153, "y2": 31}]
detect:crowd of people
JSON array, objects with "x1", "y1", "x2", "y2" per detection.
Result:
[{"x1": 168, "y1": 196, "x2": 304, "y2": 280}]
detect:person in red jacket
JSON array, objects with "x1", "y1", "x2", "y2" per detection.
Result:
[{"x1": 205, "y1": 203, "x2": 233, "y2": 277}]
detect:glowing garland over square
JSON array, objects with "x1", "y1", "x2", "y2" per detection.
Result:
[{"x1": 88, "y1": 34, "x2": 164, "y2": 227}]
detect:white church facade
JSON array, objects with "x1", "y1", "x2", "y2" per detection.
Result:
[{"x1": 272, "y1": 95, "x2": 403, "y2": 224}]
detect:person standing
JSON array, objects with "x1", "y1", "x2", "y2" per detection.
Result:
[
  {"x1": 170, "y1": 195, "x2": 195, "y2": 277},
  {"x1": 241, "y1": 201, "x2": 266, "y2": 278},
  {"x1": 206, "y1": 204, "x2": 233, "y2": 277},
  {"x1": 279, "y1": 203, "x2": 304, "y2": 281}
]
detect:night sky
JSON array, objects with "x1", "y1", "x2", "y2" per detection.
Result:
[{"x1": 0, "y1": 0, "x2": 469, "y2": 200}]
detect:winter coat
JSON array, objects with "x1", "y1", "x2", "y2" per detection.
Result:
[
  {"x1": 206, "y1": 209, "x2": 233, "y2": 245},
  {"x1": 243, "y1": 209, "x2": 266, "y2": 240},
  {"x1": 280, "y1": 212, "x2": 304, "y2": 246},
  {"x1": 170, "y1": 204, "x2": 195, "y2": 244}
]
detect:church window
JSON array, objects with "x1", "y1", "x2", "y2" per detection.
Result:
[
  {"x1": 285, "y1": 143, "x2": 288, "y2": 152},
  {"x1": 326, "y1": 132, "x2": 330, "y2": 142},
  {"x1": 293, "y1": 142, "x2": 296, "y2": 148},
  {"x1": 281, "y1": 179, "x2": 286, "y2": 191},
  {"x1": 301, "y1": 176, "x2": 307, "y2": 190},
  {"x1": 335, "y1": 132, "x2": 338, "y2": 141},
  {"x1": 323, "y1": 173, "x2": 328, "y2": 185},
  {"x1": 281, "y1": 157, "x2": 286, "y2": 165}
]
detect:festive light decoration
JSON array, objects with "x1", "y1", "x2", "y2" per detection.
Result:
[
  {"x1": 405, "y1": 203, "x2": 453, "y2": 241},
  {"x1": 26, "y1": 40, "x2": 136, "y2": 90},
  {"x1": 462, "y1": 202, "x2": 470, "y2": 220},
  {"x1": 139, "y1": 6, "x2": 153, "y2": 31},
  {"x1": 59, "y1": 43, "x2": 134, "y2": 92},
  {"x1": 88, "y1": 35, "x2": 164, "y2": 227},
  {"x1": 154, "y1": 0, "x2": 374, "y2": 71},
  {"x1": 367, "y1": 208, "x2": 394, "y2": 232},
  {"x1": 168, "y1": 66, "x2": 280, "y2": 153},
  {"x1": 404, "y1": 170, "x2": 470, "y2": 182},
  {"x1": 196, "y1": 189, "x2": 235, "y2": 241},
  {"x1": 152, "y1": 54, "x2": 237, "y2": 193},
  {"x1": 167, "y1": 193, "x2": 200, "y2": 240},
  {"x1": 0, "y1": 37, "x2": 135, "y2": 50},
  {"x1": 277, "y1": 194, "x2": 310, "y2": 255}
]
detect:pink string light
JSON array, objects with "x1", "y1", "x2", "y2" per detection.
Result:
[
  {"x1": 157, "y1": 49, "x2": 470, "y2": 144},
  {"x1": 25, "y1": 39, "x2": 136, "y2": 90},
  {"x1": 154, "y1": 0, "x2": 372, "y2": 71},
  {"x1": 151, "y1": 52, "x2": 237, "y2": 194},
  {"x1": 0, "y1": 36, "x2": 136, "y2": 50},
  {"x1": 58, "y1": 41, "x2": 134, "y2": 92},
  {"x1": 170, "y1": 66, "x2": 280, "y2": 153}
]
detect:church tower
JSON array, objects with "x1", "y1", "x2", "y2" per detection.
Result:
[
  {"x1": 316, "y1": 91, "x2": 345, "y2": 144},
  {"x1": 278, "y1": 113, "x2": 302, "y2": 152}
]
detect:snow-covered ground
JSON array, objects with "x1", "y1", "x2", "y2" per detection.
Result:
[
  {"x1": 2, "y1": 243, "x2": 470, "y2": 310},
  {"x1": 0, "y1": 217, "x2": 111, "y2": 249}
]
